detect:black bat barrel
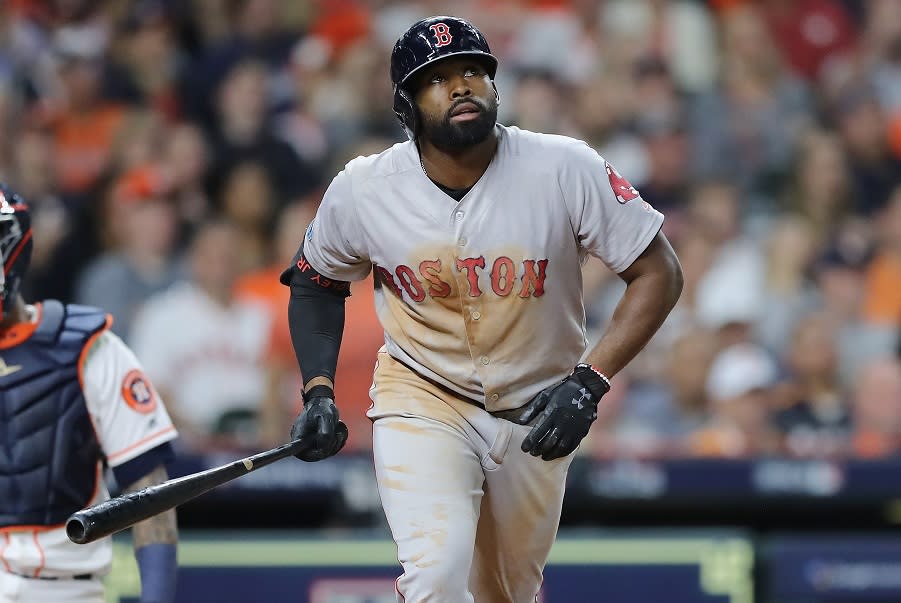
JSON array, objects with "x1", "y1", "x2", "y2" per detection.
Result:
[{"x1": 66, "y1": 437, "x2": 313, "y2": 544}]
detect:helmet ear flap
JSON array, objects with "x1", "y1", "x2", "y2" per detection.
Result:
[{"x1": 394, "y1": 87, "x2": 419, "y2": 140}]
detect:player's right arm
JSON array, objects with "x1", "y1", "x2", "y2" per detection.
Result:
[{"x1": 279, "y1": 168, "x2": 370, "y2": 461}]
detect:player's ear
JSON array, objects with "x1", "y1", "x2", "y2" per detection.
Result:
[{"x1": 492, "y1": 82, "x2": 500, "y2": 105}]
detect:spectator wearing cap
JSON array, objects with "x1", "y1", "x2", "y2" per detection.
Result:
[
  {"x1": 810, "y1": 226, "x2": 899, "y2": 387},
  {"x1": 632, "y1": 105, "x2": 693, "y2": 213},
  {"x1": 74, "y1": 164, "x2": 182, "y2": 340},
  {"x1": 773, "y1": 311, "x2": 851, "y2": 458},
  {"x1": 686, "y1": 342, "x2": 782, "y2": 457}
]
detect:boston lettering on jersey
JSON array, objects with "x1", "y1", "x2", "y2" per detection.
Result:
[{"x1": 376, "y1": 256, "x2": 549, "y2": 302}]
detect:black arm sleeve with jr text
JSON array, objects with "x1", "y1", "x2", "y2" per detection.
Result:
[{"x1": 279, "y1": 242, "x2": 351, "y2": 389}]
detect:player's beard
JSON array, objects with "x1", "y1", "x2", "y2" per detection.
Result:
[{"x1": 421, "y1": 97, "x2": 498, "y2": 152}]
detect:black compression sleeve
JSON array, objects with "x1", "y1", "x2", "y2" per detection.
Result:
[
  {"x1": 280, "y1": 243, "x2": 351, "y2": 389},
  {"x1": 287, "y1": 279, "x2": 346, "y2": 387}
]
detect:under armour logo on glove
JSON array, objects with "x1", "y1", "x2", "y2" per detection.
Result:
[
  {"x1": 571, "y1": 387, "x2": 591, "y2": 410},
  {"x1": 521, "y1": 364, "x2": 611, "y2": 461}
]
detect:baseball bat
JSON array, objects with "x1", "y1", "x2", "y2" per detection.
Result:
[{"x1": 66, "y1": 425, "x2": 343, "y2": 545}]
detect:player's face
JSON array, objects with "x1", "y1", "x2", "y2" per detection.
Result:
[{"x1": 413, "y1": 57, "x2": 498, "y2": 151}]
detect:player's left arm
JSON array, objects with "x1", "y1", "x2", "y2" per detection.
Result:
[
  {"x1": 522, "y1": 146, "x2": 682, "y2": 461},
  {"x1": 560, "y1": 143, "x2": 684, "y2": 374},
  {"x1": 521, "y1": 233, "x2": 682, "y2": 460},
  {"x1": 124, "y1": 465, "x2": 178, "y2": 603},
  {"x1": 583, "y1": 231, "x2": 683, "y2": 377},
  {"x1": 81, "y1": 328, "x2": 180, "y2": 601}
]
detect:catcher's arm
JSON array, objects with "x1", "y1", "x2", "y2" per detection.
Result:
[{"x1": 127, "y1": 465, "x2": 178, "y2": 603}]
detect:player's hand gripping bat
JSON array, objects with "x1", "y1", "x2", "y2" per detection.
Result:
[{"x1": 66, "y1": 421, "x2": 347, "y2": 545}]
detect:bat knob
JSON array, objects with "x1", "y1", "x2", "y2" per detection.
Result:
[{"x1": 66, "y1": 513, "x2": 91, "y2": 544}]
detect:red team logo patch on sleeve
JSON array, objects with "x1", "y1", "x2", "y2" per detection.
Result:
[
  {"x1": 429, "y1": 23, "x2": 453, "y2": 47},
  {"x1": 605, "y1": 161, "x2": 640, "y2": 204},
  {"x1": 122, "y1": 369, "x2": 158, "y2": 414}
]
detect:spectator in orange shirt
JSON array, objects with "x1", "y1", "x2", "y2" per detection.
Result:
[
  {"x1": 236, "y1": 200, "x2": 383, "y2": 451},
  {"x1": 863, "y1": 185, "x2": 901, "y2": 325},
  {"x1": 47, "y1": 29, "x2": 129, "y2": 200}
]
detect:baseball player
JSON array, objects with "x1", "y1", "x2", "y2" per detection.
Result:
[
  {"x1": 0, "y1": 187, "x2": 178, "y2": 603},
  {"x1": 281, "y1": 16, "x2": 684, "y2": 603}
]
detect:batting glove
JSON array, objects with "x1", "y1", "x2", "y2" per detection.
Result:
[
  {"x1": 290, "y1": 385, "x2": 348, "y2": 462},
  {"x1": 520, "y1": 364, "x2": 611, "y2": 461}
]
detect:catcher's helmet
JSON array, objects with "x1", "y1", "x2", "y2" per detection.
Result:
[
  {"x1": 390, "y1": 16, "x2": 498, "y2": 139},
  {"x1": 0, "y1": 185, "x2": 32, "y2": 321}
]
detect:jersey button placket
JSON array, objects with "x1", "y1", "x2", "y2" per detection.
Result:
[{"x1": 453, "y1": 207, "x2": 489, "y2": 377}]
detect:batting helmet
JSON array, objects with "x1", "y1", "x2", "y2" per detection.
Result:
[
  {"x1": 391, "y1": 16, "x2": 498, "y2": 138},
  {"x1": 0, "y1": 185, "x2": 32, "y2": 321}
]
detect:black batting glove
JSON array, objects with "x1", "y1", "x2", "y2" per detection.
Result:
[
  {"x1": 520, "y1": 364, "x2": 611, "y2": 461},
  {"x1": 289, "y1": 385, "x2": 348, "y2": 462}
]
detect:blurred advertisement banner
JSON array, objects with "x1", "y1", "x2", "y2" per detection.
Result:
[{"x1": 106, "y1": 531, "x2": 752, "y2": 603}]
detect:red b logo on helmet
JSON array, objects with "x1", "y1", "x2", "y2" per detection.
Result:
[{"x1": 429, "y1": 23, "x2": 453, "y2": 47}]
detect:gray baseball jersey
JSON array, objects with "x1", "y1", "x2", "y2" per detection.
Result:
[{"x1": 303, "y1": 124, "x2": 663, "y2": 410}]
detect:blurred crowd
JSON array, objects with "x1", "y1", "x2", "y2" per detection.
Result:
[{"x1": 1, "y1": 0, "x2": 899, "y2": 460}]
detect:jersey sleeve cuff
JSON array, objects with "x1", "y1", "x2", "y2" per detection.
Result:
[
  {"x1": 303, "y1": 244, "x2": 373, "y2": 283},
  {"x1": 106, "y1": 425, "x2": 178, "y2": 467},
  {"x1": 111, "y1": 441, "x2": 175, "y2": 490},
  {"x1": 608, "y1": 213, "x2": 664, "y2": 274}
]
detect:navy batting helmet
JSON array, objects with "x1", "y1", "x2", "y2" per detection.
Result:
[
  {"x1": 0, "y1": 185, "x2": 32, "y2": 321},
  {"x1": 390, "y1": 16, "x2": 498, "y2": 139}
]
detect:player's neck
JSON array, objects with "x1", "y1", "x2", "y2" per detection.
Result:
[{"x1": 418, "y1": 132, "x2": 498, "y2": 190}]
